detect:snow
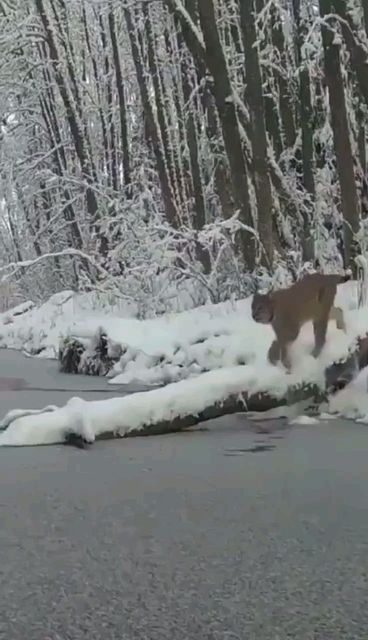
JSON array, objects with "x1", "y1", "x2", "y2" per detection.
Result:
[
  {"x1": 289, "y1": 415, "x2": 320, "y2": 425},
  {"x1": 0, "y1": 365, "x2": 285, "y2": 446},
  {"x1": 0, "y1": 279, "x2": 363, "y2": 390},
  {"x1": 170, "y1": 0, "x2": 205, "y2": 51},
  {"x1": 327, "y1": 368, "x2": 368, "y2": 422},
  {"x1": 0, "y1": 290, "x2": 136, "y2": 358},
  {"x1": 75, "y1": 279, "x2": 368, "y2": 390},
  {"x1": 1, "y1": 278, "x2": 368, "y2": 446}
]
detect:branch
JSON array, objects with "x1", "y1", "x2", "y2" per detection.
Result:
[{"x1": 164, "y1": 0, "x2": 206, "y2": 63}]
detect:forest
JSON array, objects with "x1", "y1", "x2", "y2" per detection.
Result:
[{"x1": 0, "y1": 0, "x2": 366, "y2": 316}]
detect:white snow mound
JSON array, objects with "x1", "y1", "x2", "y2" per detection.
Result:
[{"x1": 0, "y1": 279, "x2": 368, "y2": 445}]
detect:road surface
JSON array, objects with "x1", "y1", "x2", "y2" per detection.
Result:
[{"x1": 0, "y1": 350, "x2": 367, "y2": 639}]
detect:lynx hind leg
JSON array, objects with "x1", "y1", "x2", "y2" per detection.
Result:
[
  {"x1": 312, "y1": 315, "x2": 329, "y2": 358},
  {"x1": 329, "y1": 306, "x2": 346, "y2": 332},
  {"x1": 268, "y1": 339, "x2": 280, "y2": 365}
]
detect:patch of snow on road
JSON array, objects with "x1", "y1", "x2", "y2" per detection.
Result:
[{"x1": 289, "y1": 415, "x2": 320, "y2": 425}]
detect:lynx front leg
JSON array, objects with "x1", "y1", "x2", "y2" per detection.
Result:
[
  {"x1": 312, "y1": 315, "x2": 329, "y2": 358},
  {"x1": 272, "y1": 324, "x2": 299, "y2": 372},
  {"x1": 268, "y1": 339, "x2": 280, "y2": 365},
  {"x1": 280, "y1": 342, "x2": 292, "y2": 372}
]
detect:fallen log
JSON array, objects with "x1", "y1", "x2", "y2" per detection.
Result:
[
  {"x1": 68, "y1": 339, "x2": 368, "y2": 448},
  {"x1": 66, "y1": 382, "x2": 322, "y2": 448},
  {"x1": 0, "y1": 367, "x2": 323, "y2": 448},
  {"x1": 2, "y1": 336, "x2": 367, "y2": 449}
]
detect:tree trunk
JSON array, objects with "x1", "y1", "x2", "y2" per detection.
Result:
[
  {"x1": 255, "y1": 0, "x2": 283, "y2": 159},
  {"x1": 319, "y1": 0, "x2": 360, "y2": 269},
  {"x1": 81, "y1": 3, "x2": 110, "y2": 185},
  {"x1": 239, "y1": 0, "x2": 273, "y2": 268},
  {"x1": 333, "y1": 0, "x2": 368, "y2": 109},
  {"x1": 270, "y1": 3, "x2": 296, "y2": 150},
  {"x1": 98, "y1": 13, "x2": 119, "y2": 193},
  {"x1": 293, "y1": 0, "x2": 315, "y2": 262},
  {"x1": 363, "y1": 0, "x2": 368, "y2": 39},
  {"x1": 124, "y1": 6, "x2": 179, "y2": 228},
  {"x1": 171, "y1": 0, "x2": 235, "y2": 222},
  {"x1": 197, "y1": 0, "x2": 256, "y2": 269},
  {"x1": 143, "y1": 3, "x2": 183, "y2": 218},
  {"x1": 34, "y1": 0, "x2": 108, "y2": 257},
  {"x1": 333, "y1": 0, "x2": 368, "y2": 219},
  {"x1": 357, "y1": 106, "x2": 368, "y2": 218},
  {"x1": 108, "y1": 7, "x2": 131, "y2": 195},
  {"x1": 179, "y1": 33, "x2": 211, "y2": 273}
]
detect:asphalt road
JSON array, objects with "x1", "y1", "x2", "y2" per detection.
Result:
[{"x1": 0, "y1": 351, "x2": 368, "y2": 639}]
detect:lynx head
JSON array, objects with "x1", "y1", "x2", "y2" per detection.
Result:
[{"x1": 251, "y1": 291, "x2": 274, "y2": 324}]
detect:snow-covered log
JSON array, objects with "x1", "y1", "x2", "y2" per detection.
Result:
[
  {"x1": 0, "y1": 365, "x2": 326, "y2": 448},
  {"x1": 1, "y1": 325, "x2": 367, "y2": 448}
]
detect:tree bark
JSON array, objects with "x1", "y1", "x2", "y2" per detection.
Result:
[
  {"x1": 362, "y1": 0, "x2": 368, "y2": 39},
  {"x1": 319, "y1": 0, "x2": 360, "y2": 269},
  {"x1": 108, "y1": 7, "x2": 131, "y2": 194},
  {"x1": 293, "y1": 0, "x2": 315, "y2": 262},
  {"x1": 239, "y1": 0, "x2": 274, "y2": 268},
  {"x1": 333, "y1": 0, "x2": 368, "y2": 219},
  {"x1": 179, "y1": 35, "x2": 211, "y2": 272},
  {"x1": 333, "y1": 0, "x2": 368, "y2": 108},
  {"x1": 98, "y1": 13, "x2": 119, "y2": 193},
  {"x1": 166, "y1": 0, "x2": 242, "y2": 232},
  {"x1": 357, "y1": 105, "x2": 368, "y2": 218},
  {"x1": 270, "y1": 3, "x2": 296, "y2": 150},
  {"x1": 255, "y1": 0, "x2": 283, "y2": 159},
  {"x1": 197, "y1": 0, "x2": 256, "y2": 269},
  {"x1": 144, "y1": 4, "x2": 180, "y2": 209},
  {"x1": 34, "y1": 0, "x2": 108, "y2": 257},
  {"x1": 171, "y1": 0, "x2": 235, "y2": 222},
  {"x1": 21, "y1": 40, "x2": 85, "y2": 255},
  {"x1": 81, "y1": 3, "x2": 110, "y2": 185},
  {"x1": 124, "y1": 6, "x2": 179, "y2": 228}
]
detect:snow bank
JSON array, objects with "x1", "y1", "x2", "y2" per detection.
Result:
[
  {"x1": 1, "y1": 279, "x2": 368, "y2": 446},
  {"x1": 70, "y1": 279, "x2": 368, "y2": 389},
  {"x1": 0, "y1": 348, "x2": 338, "y2": 447},
  {"x1": 0, "y1": 279, "x2": 366, "y2": 390},
  {"x1": 328, "y1": 368, "x2": 368, "y2": 422},
  {"x1": 0, "y1": 290, "x2": 135, "y2": 358}
]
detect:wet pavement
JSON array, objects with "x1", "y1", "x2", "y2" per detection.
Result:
[{"x1": 0, "y1": 351, "x2": 367, "y2": 639}]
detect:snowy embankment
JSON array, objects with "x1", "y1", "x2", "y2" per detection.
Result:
[{"x1": 1, "y1": 280, "x2": 368, "y2": 446}]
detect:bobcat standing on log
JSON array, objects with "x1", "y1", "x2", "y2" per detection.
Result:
[{"x1": 251, "y1": 273, "x2": 351, "y2": 371}]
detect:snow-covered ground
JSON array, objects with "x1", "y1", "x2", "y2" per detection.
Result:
[
  {"x1": 0, "y1": 290, "x2": 136, "y2": 359},
  {"x1": 0, "y1": 280, "x2": 365, "y2": 387},
  {"x1": 1, "y1": 279, "x2": 368, "y2": 446}
]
